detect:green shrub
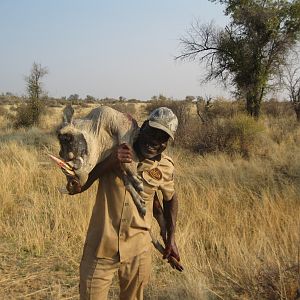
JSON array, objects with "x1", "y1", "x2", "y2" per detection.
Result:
[{"x1": 14, "y1": 100, "x2": 46, "y2": 128}]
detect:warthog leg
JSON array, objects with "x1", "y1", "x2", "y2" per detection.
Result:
[
  {"x1": 121, "y1": 172, "x2": 146, "y2": 217},
  {"x1": 128, "y1": 174, "x2": 143, "y2": 192},
  {"x1": 122, "y1": 163, "x2": 144, "y2": 192}
]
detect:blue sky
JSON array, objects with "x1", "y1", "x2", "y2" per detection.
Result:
[{"x1": 0, "y1": 0, "x2": 230, "y2": 100}]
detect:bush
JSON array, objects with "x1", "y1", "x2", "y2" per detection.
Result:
[
  {"x1": 262, "y1": 100, "x2": 294, "y2": 118},
  {"x1": 14, "y1": 100, "x2": 46, "y2": 128},
  {"x1": 145, "y1": 99, "x2": 266, "y2": 156},
  {"x1": 266, "y1": 116, "x2": 299, "y2": 144},
  {"x1": 195, "y1": 114, "x2": 264, "y2": 156},
  {"x1": 145, "y1": 99, "x2": 173, "y2": 115},
  {"x1": 208, "y1": 99, "x2": 245, "y2": 118}
]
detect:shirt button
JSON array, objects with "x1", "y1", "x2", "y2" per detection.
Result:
[
  {"x1": 124, "y1": 203, "x2": 129, "y2": 206},
  {"x1": 121, "y1": 219, "x2": 126, "y2": 222}
]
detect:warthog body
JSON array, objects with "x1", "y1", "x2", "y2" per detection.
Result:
[{"x1": 57, "y1": 104, "x2": 146, "y2": 216}]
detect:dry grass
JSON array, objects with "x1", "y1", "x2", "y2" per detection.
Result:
[{"x1": 0, "y1": 103, "x2": 300, "y2": 299}]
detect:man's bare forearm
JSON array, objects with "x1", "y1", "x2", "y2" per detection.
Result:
[
  {"x1": 153, "y1": 193, "x2": 167, "y2": 243},
  {"x1": 81, "y1": 155, "x2": 117, "y2": 192},
  {"x1": 163, "y1": 193, "x2": 178, "y2": 240}
]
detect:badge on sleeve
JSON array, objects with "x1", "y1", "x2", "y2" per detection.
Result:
[{"x1": 147, "y1": 168, "x2": 162, "y2": 180}]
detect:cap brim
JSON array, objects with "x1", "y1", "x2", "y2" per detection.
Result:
[{"x1": 148, "y1": 120, "x2": 174, "y2": 140}]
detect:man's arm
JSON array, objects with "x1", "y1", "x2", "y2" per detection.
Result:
[
  {"x1": 152, "y1": 193, "x2": 167, "y2": 244},
  {"x1": 153, "y1": 193, "x2": 183, "y2": 271},
  {"x1": 163, "y1": 193, "x2": 180, "y2": 262},
  {"x1": 67, "y1": 143, "x2": 133, "y2": 194}
]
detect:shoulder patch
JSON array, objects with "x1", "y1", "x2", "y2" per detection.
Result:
[{"x1": 147, "y1": 168, "x2": 162, "y2": 180}]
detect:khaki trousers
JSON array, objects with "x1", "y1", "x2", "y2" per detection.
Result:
[{"x1": 79, "y1": 248, "x2": 152, "y2": 300}]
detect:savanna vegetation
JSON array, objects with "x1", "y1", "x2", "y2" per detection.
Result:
[
  {"x1": 0, "y1": 97, "x2": 299, "y2": 299},
  {"x1": 1, "y1": 0, "x2": 300, "y2": 298}
]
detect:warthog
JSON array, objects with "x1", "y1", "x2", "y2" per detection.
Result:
[{"x1": 56, "y1": 104, "x2": 146, "y2": 216}]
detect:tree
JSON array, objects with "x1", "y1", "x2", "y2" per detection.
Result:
[
  {"x1": 25, "y1": 62, "x2": 48, "y2": 101},
  {"x1": 282, "y1": 63, "x2": 300, "y2": 121},
  {"x1": 119, "y1": 96, "x2": 126, "y2": 101},
  {"x1": 15, "y1": 62, "x2": 48, "y2": 127},
  {"x1": 85, "y1": 95, "x2": 96, "y2": 102},
  {"x1": 177, "y1": 0, "x2": 300, "y2": 117},
  {"x1": 68, "y1": 94, "x2": 80, "y2": 101}
]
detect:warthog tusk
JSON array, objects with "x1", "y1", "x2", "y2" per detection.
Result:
[
  {"x1": 68, "y1": 152, "x2": 74, "y2": 160},
  {"x1": 48, "y1": 154, "x2": 76, "y2": 176},
  {"x1": 73, "y1": 156, "x2": 84, "y2": 170}
]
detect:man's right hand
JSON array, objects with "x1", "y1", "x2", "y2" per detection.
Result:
[
  {"x1": 106, "y1": 143, "x2": 134, "y2": 171},
  {"x1": 114, "y1": 143, "x2": 134, "y2": 164}
]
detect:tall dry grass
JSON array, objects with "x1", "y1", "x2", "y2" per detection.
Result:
[{"x1": 0, "y1": 104, "x2": 300, "y2": 299}]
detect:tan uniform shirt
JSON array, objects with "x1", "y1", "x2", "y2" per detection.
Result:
[{"x1": 83, "y1": 153, "x2": 175, "y2": 262}]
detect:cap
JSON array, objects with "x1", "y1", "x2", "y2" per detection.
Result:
[{"x1": 148, "y1": 107, "x2": 178, "y2": 140}]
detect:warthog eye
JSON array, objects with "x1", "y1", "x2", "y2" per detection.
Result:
[{"x1": 60, "y1": 134, "x2": 74, "y2": 143}]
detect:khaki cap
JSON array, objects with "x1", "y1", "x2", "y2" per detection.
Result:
[{"x1": 148, "y1": 107, "x2": 178, "y2": 140}]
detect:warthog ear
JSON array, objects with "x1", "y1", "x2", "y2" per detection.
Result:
[{"x1": 63, "y1": 104, "x2": 74, "y2": 124}]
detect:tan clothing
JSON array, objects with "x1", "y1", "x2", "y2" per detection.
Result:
[
  {"x1": 80, "y1": 153, "x2": 175, "y2": 299},
  {"x1": 80, "y1": 247, "x2": 152, "y2": 300},
  {"x1": 83, "y1": 153, "x2": 175, "y2": 262}
]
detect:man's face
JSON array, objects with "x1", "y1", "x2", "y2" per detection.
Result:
[{"x1": 137, "y1": 121, "x2": 170, "y2": 159}]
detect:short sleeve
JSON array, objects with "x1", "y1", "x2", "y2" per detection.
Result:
[{"x1": 158, "y1": 156, "x2": 175, "y2": 201}]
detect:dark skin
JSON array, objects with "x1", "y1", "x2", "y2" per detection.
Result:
[
  {"x1": 135, "y1": 121, "x2": 181, "y2": 266},
  {"x1": 67, "y1": 121, "x2": 181, "y2": 270}
]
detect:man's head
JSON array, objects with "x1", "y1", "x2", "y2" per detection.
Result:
[{"x1": 137, "y1": 107, "x2": 178, "y2": 159}]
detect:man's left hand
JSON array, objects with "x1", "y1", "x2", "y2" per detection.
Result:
[{"x1": 163, "y1": 238, "x2": 183, "y2": 271}]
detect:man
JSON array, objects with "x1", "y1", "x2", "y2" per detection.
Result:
[{"x1": 67, "y1": 107, "x2": 181, "y2": 300}]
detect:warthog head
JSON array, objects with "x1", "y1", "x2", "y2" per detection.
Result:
[
  {"x1": 58, "y1": 132, "x2": 87, "y2": 170},
  {"x1": 56, "y1": 104, "x2": 90, "y2": 182}
]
